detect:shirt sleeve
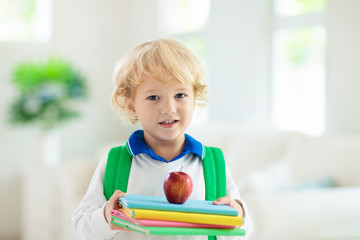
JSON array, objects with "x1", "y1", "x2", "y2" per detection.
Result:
[
  {"x1": 71, "y1": 157, "x2": 119, "y2": 240},
  {"x1": 219, "y1": 164, "x2": 254, "y2": 240}
]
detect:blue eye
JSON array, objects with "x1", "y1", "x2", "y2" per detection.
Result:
[
  {"x1": 175, "y1": 93, "x2": 186, "y2": 98},
  {"x1": 147, "y1": 95, "x2": 159, "y2": 100}
]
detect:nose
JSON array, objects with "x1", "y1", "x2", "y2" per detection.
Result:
[{"x1": 160, "y1": 98, "x2": 176, "y2": 115}]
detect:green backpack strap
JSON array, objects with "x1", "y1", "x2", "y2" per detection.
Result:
[
  {"x1": 203, "y1": 146, "x2": 227, "y2": 240},
  {"x1": 203, "y1": 146, "x2": 227, "y2": 200},
  {"x1": 103, "y1": 144, "x2": 133, "y2": 200}
]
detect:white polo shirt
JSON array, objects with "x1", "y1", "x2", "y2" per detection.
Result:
[{"x1": 72, "y1": 130, "x2": 253, "y2": 240}]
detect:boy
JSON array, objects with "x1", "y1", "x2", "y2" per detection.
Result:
[{"x1": 72, "y1": 39, "x2": 253, "y2": 240}]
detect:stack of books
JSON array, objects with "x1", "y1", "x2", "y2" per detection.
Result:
[{"x1": 111, "y1": 194, "x2": 246, "y2": 236}]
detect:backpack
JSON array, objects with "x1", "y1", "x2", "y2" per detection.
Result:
[{"x1": 104, "y1": 144, "x2": 227, "y2": 240}]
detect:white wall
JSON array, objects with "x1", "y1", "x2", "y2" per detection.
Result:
[
  {"x1": 207, "y1": 0, "x2": 271, "y2": 127},
  {"x1": 326, "y1": 0, "x2": 360, "y2": 134}
]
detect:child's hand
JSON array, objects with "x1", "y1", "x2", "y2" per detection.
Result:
[
  {"x1": 213, "y1": 196, "x2": 244, "y2": 217},
  {"x1": 104, "y1": 190, "x2": 129, "y2": 230}
]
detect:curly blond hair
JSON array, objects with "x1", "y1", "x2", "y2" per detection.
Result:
[{"x1": 111, "y1": 39, "x2": 208, "y2": 124}]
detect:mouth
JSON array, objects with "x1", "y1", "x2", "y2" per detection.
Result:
[{"x1": 159, "y1": 120, "x2": 179, "y2": 128}]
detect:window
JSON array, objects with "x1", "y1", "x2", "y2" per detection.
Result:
[
  {"x1": 274, "y1": 0, "x2": 326, "y2": 16},
  {"x1": 160, "y1": 0, "x2": 210, "y2": 36},
  {"x1": 158, "y1": 0, "x2": 210, "y2": 59},
  {"x1": 271, "y1": 0, "x2": 326, "y2": 136},
  {"x1": 0, "y1": 0, "x2": 52, "y2": 42}
]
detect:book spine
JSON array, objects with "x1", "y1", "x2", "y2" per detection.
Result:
[
  {"x1": 142, "y1": 226, "x2": 246, "y2": 236},
  {"x1": 123, "y1": 203, "x2": 236, "y2": 215},
  {"x1": 132, "y1": 209, "x2": 243, "y2": 226},
  {"x1": 112, "y1": 216, "x2": 246, "y2": 236},
  {"x1": 139, "y1": 219, "x2": 236, "y2": 229},
  {"x1": 119, "y1": 195, "x2": 238, "y2": 216},
  {"x1": 111, "y1": 216, "x2": 149, "y2": 235}
]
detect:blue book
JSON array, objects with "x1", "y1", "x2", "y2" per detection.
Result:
[{"x1": 119, "y1": 194, "x2": 239, "y2": 216}]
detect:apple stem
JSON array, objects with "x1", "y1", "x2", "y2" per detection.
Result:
[{"x1": 180, "y1": 166, "x2": 183, "y2": 172}]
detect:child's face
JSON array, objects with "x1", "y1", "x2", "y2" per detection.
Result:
[{"x1": 129, "y1": 77, "x2": 195, "y2": 145}]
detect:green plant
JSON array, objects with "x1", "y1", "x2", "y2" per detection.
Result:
[{"x1": 8, "y1": 57, "x2": 87, "y2": 129}]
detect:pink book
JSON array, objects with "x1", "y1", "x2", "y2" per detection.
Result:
[{"x1": 111, "y1": 209, "x2": 235, "y2": 229}]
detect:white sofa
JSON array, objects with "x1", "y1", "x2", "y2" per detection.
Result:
[
  {"x1": 22, "y1": 124, "x2": 360, "y2": 240},
  {"x1": 188, "y1": 125, "x2": 360, "y2": 240}
]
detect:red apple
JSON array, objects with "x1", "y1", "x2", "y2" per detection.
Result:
[{"x1": 163, "y1": 170, "x2": 193, "y2": 204}]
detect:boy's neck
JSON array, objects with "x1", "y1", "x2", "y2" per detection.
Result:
[{"x1": 144, "y1": 134, "x2": 185, "y2": 162}]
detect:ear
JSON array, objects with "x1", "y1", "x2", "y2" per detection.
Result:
[{"x1": 125, "y1": 97, "x2": 137, "y2": 119}]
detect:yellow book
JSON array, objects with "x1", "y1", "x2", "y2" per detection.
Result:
[{"x1": 121, "y1": 208, "x2": 243, "y2": 226}]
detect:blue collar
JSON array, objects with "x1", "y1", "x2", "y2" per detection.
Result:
[{"x1": 126, "y1": 130, "x2": 204, "y2": 163}]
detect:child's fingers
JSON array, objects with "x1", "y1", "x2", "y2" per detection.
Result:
[
  {"x1": 107, "y1": 190, "x2": 129, "y2": 230},
  {"x1": 213, "y1": 196, "x2": 233, "y2": 206},
  {"x1": 109, "y1": 190, "x2": 126, "y2": 209},
  {"x1": 105, "y1": 190, "x2": 126, "y2": 224},
  {"x1": 213, "y1": 196, "x2": 243, "y2": 216},
  {"x1": 109, "y1": 223, "x2": 131, "y2": 231}
]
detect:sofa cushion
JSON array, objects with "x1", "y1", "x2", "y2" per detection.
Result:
[
  {"x1": 187, "y1": 125, "x2": 294, "y2": 176},
  {"x1": 225, "y1": 131, "x2": 294, "y2": 176},
  {"x1": 239, "y1": 157, "x2": 291, "y2": 193},
  {"x1": 287, "y1": 134, "x2": 360, "y2": 187},
  {"x1": 245, "y1": 187, "x2": 360, "y2": 240}
]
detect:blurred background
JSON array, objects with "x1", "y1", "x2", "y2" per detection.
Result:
[{"x1": 1, "y1": 0, "x2": 360, "y2": 240}]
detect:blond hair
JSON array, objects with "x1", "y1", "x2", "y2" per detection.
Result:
[{"x1": 111, "y1": 39, "x2": 208, "y2": 124}]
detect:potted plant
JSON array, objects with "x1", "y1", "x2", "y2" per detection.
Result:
[{"x1": 8, "y1": 57, "x2": 87, "y2": 166}]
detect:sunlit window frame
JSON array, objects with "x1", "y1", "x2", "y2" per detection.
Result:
[
  {"x1": 0, "y1": 0, "x2": 52, "y2": 43},
  {"x1": 270, "y1": 1, "x2": 326, "y2": 136}
]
